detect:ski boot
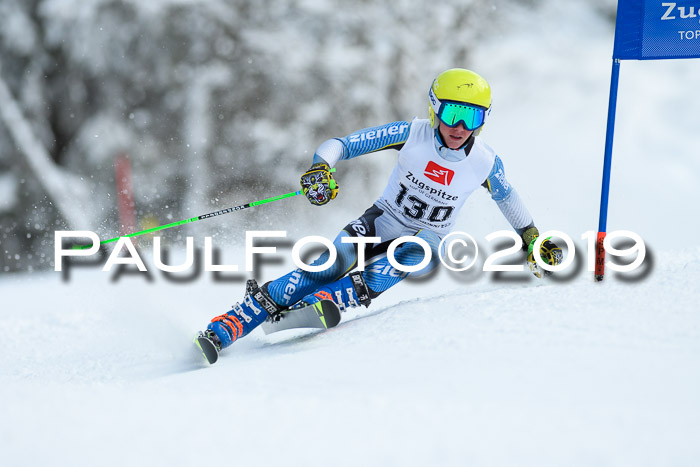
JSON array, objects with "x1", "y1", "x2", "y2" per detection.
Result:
[
  {"x1": 295, "y1": 271, "x2": 373, "y2": 312},
  {"x1": 206, "y1": 279, "x2": 285, "y2": 349}
]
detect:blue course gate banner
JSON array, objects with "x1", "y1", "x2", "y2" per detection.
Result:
[{"x1": 613, "y1": 0, "x2": 700, "y2": 60}]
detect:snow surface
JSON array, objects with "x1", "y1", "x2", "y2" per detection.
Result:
[{"x1": 2, "y1": 2, "x2": 700, "y2": 467}]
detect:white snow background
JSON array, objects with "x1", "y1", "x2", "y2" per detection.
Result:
[{"x1": 2, "y1": 2, "x2": 700, "y2": 467}]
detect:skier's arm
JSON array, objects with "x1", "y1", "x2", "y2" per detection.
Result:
[
  {"x1": 482, "y1": 155, "x2": 537, "y2": 243},
  {"x1": 300, "y1": 121, "x2": 410, "y2": 206},
  {"x1": 482, "y1": 155, "x2": 563, "y2": 276},
  {"x1": 312, "y1": 121, "x2": 411, "y2": 167}
]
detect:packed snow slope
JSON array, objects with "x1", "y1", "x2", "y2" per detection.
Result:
[
  {"x1": 2, "y1": 2, "x2": 700, "y2": 467},
  {"x1": 2, "y1": 250, "x2": 700, "y2": 467}
]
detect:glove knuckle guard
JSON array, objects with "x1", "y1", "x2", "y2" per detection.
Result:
[
  {"x1": 300, "y1": 162, "x2": 339, "y2": 206},
  {"x1": 526, "y1": 233, "x2": 563, "y2": 278}
]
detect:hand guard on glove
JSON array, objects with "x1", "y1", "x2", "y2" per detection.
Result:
[
  {"x1": 522, "y1": 227, "x2": 563, "y2": 278},
  {"x1": 300, "y1": 162, "x2": 339, "y2": 206}
]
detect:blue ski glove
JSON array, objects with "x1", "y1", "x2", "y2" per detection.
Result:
[{"x1": 300, "y1": 162, "x2": 339, "y2": 206}]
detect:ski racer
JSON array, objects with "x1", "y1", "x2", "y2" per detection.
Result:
[{"x1": 199, "y1": 68, "x2": 563, "y2": 354}]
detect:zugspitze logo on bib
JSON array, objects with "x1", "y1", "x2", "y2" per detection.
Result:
[{"x1": 424, "y1": 161, "x2": 454, "y2": 186}]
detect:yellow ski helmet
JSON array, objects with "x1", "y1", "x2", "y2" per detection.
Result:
[{"x1": 428, "y1": 68, "x2": 491, "y2": 132}]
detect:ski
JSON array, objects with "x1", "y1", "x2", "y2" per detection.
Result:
[
  {"x1": 194, "y1": 331, "x2": 219, "y2": 364},
  {"x1": 261, "y1": 299, "x2": 341, "y2": 335}
]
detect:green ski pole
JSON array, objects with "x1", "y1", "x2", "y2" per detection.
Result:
[{"x1": 73, "y1": 190, "x2": 303, "y2": 250}]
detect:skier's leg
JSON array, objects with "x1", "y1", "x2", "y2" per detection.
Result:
[
  {"x1": 206, "y1": 229, "x2": 358, "y2": 349},
  {"x1": 206, "y1": 278, "x2": 286, "y2": 349},
  {"x1": 363, "y1": 229, "x2": 441, "y2": 294},
  {"x1": 264, "y1": 229, "x2": 358, "y2": 307},
  {"x1": 261, "y1": 203, "x2": 388, "y2": 308},
  {"x1": 297, "y1": 229, "x2": 441, "y2": 310},
  {"x1": 205, "y1": 204, "x2": 389, "y2": 350}
]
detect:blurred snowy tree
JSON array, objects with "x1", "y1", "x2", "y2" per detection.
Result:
[{"x1": 0, "y1": 0, "x2": 615, "y2": 273}]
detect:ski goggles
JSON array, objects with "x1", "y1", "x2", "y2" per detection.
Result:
[{"x1": 436, "y1": 100, "x2": 488, "y2": 131}]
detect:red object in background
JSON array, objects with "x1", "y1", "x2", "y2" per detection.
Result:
[
  {"x1": 595, "y1": 231, "x2": 606, "y2": 281},
  {"x1": 114, "y1": 154, "x2": 137, "y2": 238}
]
